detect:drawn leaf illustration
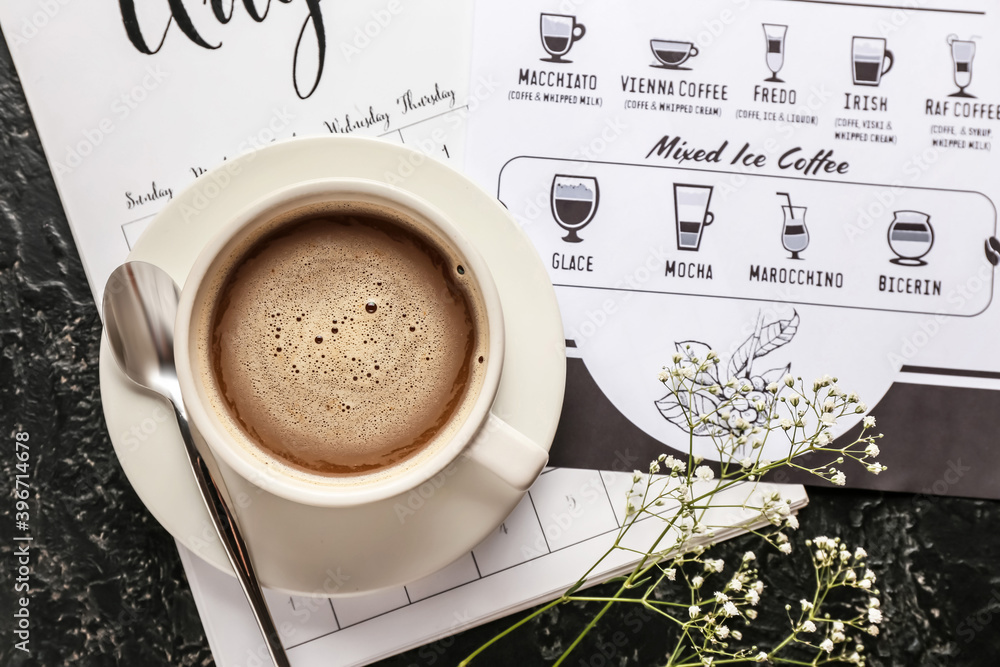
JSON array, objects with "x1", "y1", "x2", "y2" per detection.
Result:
[
  {"x1": 674, "y1": 340, "x2": 719, "y2": 385},
  {"x1": 728, "y1": 332, "x2": 757, "y2": 379},
  {"x1": 754, "y1": 311, "x2": 799, "y2": 359},
  {"x1": 655, "y1": 389, "x2": 719, "y2": 436},
  {"x1": 761, "y1": 364, "x2": 792, "y2": 386}
]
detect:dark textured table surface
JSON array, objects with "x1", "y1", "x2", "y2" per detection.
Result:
[{"x1": 1, "y1": 35, "x2": 999, "y2": 667}]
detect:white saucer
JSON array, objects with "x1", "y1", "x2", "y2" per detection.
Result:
[{"x1": 99, "y1": 136, "x2": 566, "y2": 596}]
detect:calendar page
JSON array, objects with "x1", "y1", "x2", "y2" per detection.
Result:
[{"x1": 181, "y1": 472, "x2": 808, "y2": 666}]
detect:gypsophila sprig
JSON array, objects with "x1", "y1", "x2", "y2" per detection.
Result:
[{"x1": 461, "y1": 353, "x2": 886, "y2": 667}]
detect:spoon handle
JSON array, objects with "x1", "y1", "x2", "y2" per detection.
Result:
[{"x1": 173, "y1": 405, "x2": 292, "y2": 667}]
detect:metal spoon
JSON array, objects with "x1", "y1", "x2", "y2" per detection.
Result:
[{"x1": 103, "y1": 261, "x2": 291, "y2": 667}]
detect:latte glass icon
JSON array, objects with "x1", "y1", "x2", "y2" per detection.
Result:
[
  {"x1": 888, "y1": 211, "x2": 934, "y2": 266},
  {"x1": 673, "y1": 184, "x2": 715, "y2": 251},
  {"x1": 947, "y1": 35, "x2": 976, "y2": 98},
  {"x1": 781, "y1": 206, "x2": 809, "y2": 260},
  {"x1": 551, "y1": 175, "x2": 598, "y2": 243},
  {"x1": 852, "y1": 37, "x2": 894, "y2": 86},
  {"x1": 763, "y1": 24, "x2": 788, "y2": 82},
  {"x1": 540, "y1": 13, "x2": 586, "y2": 63}
]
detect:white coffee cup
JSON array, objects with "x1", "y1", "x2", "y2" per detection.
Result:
[{"x1": 174, "y1": 178, "x2": 549, "y2": 508}]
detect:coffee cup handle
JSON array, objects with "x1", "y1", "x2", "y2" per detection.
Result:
[
  {"x1": 464, "y1": 412, "x2": 549, "y2": 491},
  {"x1": 882, "y1": 50, "x2": 894, "y2": 76},
  {"x1": 573, "y1": 23, "x2": 586, "y2": 42},
  {"x1": 704, "y1": 211, "x2": 715, "y2": 226},
  {"x1": 690, "y1": 46, "x2": 699, "y2": 57}
]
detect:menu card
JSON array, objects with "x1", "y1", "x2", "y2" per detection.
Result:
[{"x1": 463, "y1": 0, "x2": 1000, "y2": 500}]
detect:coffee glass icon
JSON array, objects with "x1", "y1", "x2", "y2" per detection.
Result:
[
  {"x1": 540, "y1": 13, "x2": 586, "y2": 63},
  {"x1": 762, "y1": 24, "x2": 788, "y2": 82},
  {"x1": 852, "y1": 37, "x2": 894, "y2": 86},
  {"x1": 551, "y1": 175, "x2": 599, "y2": 243},
  {"x1": 947, "y1": 35, "x2": 976, "y2": 98},
  {"x1": 650, "y1": 40, "x2": 699, "y2": 69},
  {"x1": 673, "y1": 184, "x2": 715, "y2": 251},
  {"x1": 888, "y1": 211, "x2": 934, "y2": 266},
  {"x1": 781, "y1": 206, "x2": 809, "y2": 260}
]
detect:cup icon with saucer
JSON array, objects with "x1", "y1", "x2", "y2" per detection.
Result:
[
  {"x1": 540, "y1": 13, "x2": 586, "y2": 63},
  {"x1": 650, "y1": 39, "x2": 699, "y2": 69}
]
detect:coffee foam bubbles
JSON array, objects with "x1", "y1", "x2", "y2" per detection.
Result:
[{"x1": 198, "y1": 201, "x2": 489, "y2": 482}]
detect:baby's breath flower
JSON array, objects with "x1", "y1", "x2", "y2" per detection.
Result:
[
  {"x1": 665, "y1": 568, "x2": 676, "y2": 581},
  {"x1": 743, "y1": 551, "x2": 756, "y2": 562},
  {"x1": 658, "y1": 369, "x2": 671, "y2": 382},
  {"x1": 731, "y1": 629, "x2": 742, "y2": 641},
  {"x1": 800, "y1": 620, "x2": 816, "y2": 633},
  {"x1": 779, "y1": 543, "x2": 792, "y2": 554},
  {"x1": 863, "y1": 415, "x2": 877, "y2": 428},
  {"x1": 865, "y1": 443, "x2": 880, "y2": 457},
  {"x1": 695, "y1": 466, "x2": 716, "y2": 482},
  {"x1": 869, "y1": 608, "x2": 883, "y2": 624},
  {"x1": 867, "y1": 462, "x2": 887, "y2": 474},
  {"x1": 689, "y1": 605, "x2": 701, "y2": 619},
  {"x1": 715, "y1": 591, "x2": 729, "y2": 603},
  {"x1": 716, "y1": 625, "x2": 730, "y2": 639},
  {"x1": 723, "y1": 601, "x2": 739, "y2": 617},
  {"x1": 740, "y1": 458, "x2": 753, "y2": 469},
  {"x1": 820, "y1": 638, "x2": 835, "y2": 653},
  {"x1": 868, "y1": 625, "x2": 879, "y2": 636},
  {"x1": 692, "y1": 576, "x2": 704, "y2": 589},
  {"x1": 746, "y1": 589, "x2": 760, "y2": 606},
  {"x1": 746, "y1": 609, "x2": 758, "y2": 620},
  {"x1": 800, "y1": 599, "x2": 814, "y2": 611},
  {"x1": 831, "y1": 470, "x2": 847, "y2": 486},
  {"x1": 780, "y1": 418, "x2": 794, "y2": 430},
  {"x1": 869, "y1": 597, "x2": 879, "y2": 608},
  {"x1": 816, "y1": 430, "x2": 833, "y2": 446},
  {"x1": 783, "y1": 374, "x2": 795, "y2": 387},
  {"x1": 766, "y1": 382, "x2": 779, "y2": 393},
  {"x1": 855, "y1": 547, "x2": 868, "y2": 559},
  {"x1": 754, "y1": 652, "x2": 768, "y2": 662},
  {"x1": 785, "y1": 515, "x2": 800, "y2": 530}
]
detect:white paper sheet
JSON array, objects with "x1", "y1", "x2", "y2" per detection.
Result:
[
  {"x1": 462, "y1": 0, "x2": 1000, "y2": 470},
  {"x1": 180, "y1": 472, "x2": 807, "y2": 667},
  {"x1": 2, "y1": 1, "x2": 473, "y2": 306}
]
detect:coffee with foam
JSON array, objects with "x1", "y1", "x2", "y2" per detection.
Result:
[{"x1": 198, "y1": 202, "x2": 489, "y2": 478}]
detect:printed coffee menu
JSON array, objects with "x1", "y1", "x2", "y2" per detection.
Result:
[{"x1": 465, "y1": 0, "x2": 1000, "y2": 499}]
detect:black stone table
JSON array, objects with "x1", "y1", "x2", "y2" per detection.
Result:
[{"x1": 1, "y1": 37, "x2": 999, "y2": 667}]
